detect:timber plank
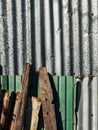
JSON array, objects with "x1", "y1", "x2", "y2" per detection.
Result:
[
  {"x1": 12, "y1": 63, "x2": 32, "y2": 130},
  {"x1": 0, "y1": 90, "x2": 9, "y2": 129},
  {"x1": 30, "y1": 97, "x2": 41, "y2": 130},
  {"x1": 3, "y1": 92, "x2": 16, "y2": 130},
  {"x1": 39, "y1": 67, "x2": 57, "y2": 130}
]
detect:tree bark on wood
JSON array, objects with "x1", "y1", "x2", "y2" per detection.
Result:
[
  {"x1": 10, "y1": 92, "x2": 20, "y2": 130},
  {"x1": 39, "y1": 67, "x2": 57, "y2": 130},
  {"x1": 13, "y1": 63, "x2": 32, "y2": 130},
  {"x1": 0, "y1": 90, "x2": 6, "y2": 119},
  {"x1": 3, "y1": 92, "x2": 16, "y2": 130},
  {"x1": 30, "y1": 97, "x2": 41, "y2": 130},
  {"x1": 0, "y1": 90, "x2": 9, "y2": 129}
]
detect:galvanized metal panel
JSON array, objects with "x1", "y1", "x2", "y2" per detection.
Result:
[
  {"x1": 0, "y1": 75, "x2": 75, "y2": 130},
  {"x1": 76, "y1": 76, "x2": 98, "y2": 130},
  {"x1": 0, "y1": 0, "x2": 98, "y2": 76}
]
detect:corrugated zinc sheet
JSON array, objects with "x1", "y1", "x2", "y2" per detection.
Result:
[
  {"x1": 0, "y1": 76, "x2": 76, "y2": 130},
  {"x1": 0, "y1": 0, "x2": 98, "y2": 76},
  {"x1": 76, "y1": 76, "x2": 98, "y2": 130}
]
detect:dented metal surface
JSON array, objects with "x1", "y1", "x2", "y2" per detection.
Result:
[
  {"x1": 0, "y1": 0, "x2": 98, "y2": 76},
  {"x1": 76, "y1": 76, "x2": 98, "y2": 130}
]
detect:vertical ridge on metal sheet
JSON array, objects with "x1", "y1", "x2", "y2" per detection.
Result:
[
  {"x1": 9, "y1": 76, "x2": 15, "y2": 92},
  {"x1": 72, "y1": 0, "x2": 80, "y2": 76},
  {"x1": 29, "y1": 0, "x2": 35, "y2": 66},
  {"x1": 1, "y1": 76, "x2": 8, "y2": 90},
  {"x1": 66, "y1": 76, "x2": 73, "y2": 130},
  {"x1": 0, "y1": 0, "x2": 9, "y2": 75},
  {"x1": 6, "y1": 0, "x2": 14, "y2": 74},
  {"x1": 15, "y1": 76, "x2": 21, "y2": 92},
  {"x1": 44, "y1": 0, "x2": 55, "y2": 74},
  {"x1": 25, "y1": 0, "x2": 31, "y2": 64},
  {"x1": 90, "y1": 77, "x2": 98, "y2": 130},
  {"x1": 53, "y1": 0, "x2": 61, "y2": 75},
  {"x1": 34, "y1": 0, "x2": 42, "y2": 69},
  {"x1": 91, "y1": 0, "x2": 98, "y2": 75},
  {"x1": 12, "y1": 0, "x2": 19, "y2": 74},
  {"x1": 77, "y1": 76, "x2": 98, "y2": 130},
  {"x1": 21, "y1": 0, "x2": 27, "y2": 65},
  {"x1": 73, "y1": 77, "x2": 76, "y2": 130},
  {"x1": 59, "y1": 76, "x2": 65, "y2": 129},
  {"x1": 82, "y1": 78, "x2": 89, "y2": 130},
  {"x1": 16, "y1": 0, "x2": 23, "y2": 74}
]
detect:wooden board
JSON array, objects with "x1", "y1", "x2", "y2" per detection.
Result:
[
  {"x1": 3, "y1": 92, "x2": 16, "y2": 130},
  {"x1": 30, "y1": 97, "x2": 41, "y2": 130},
  {"x1": 10, "y1": 92, "x2": 20, "y2": 130},
  {"x1": 39, "y1": 67, "x2": 57, "y2": 130},
  {"x1": 12, "y1": 63, "x2": 32, "y2": 130},
  {"x1": 0, "y1": 90, "x2": 9, "y2": 129}
]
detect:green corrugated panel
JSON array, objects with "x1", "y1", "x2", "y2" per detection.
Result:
[
  {"x1": 73, "y1": 77, "x2": 76, "y2": 130},
  {"x1": 65, "y1": 76, "x2": 73, "y2": 130},
  {"x1": 59, "y1": 76, "x2": 66, "y2": 129},
  {"x1": 15, "y1": 76, "x2": 21, "y2": 92},
  {"x1": 1, "y1": 76, "x2": 8, "y2": 90},
  {"x1": 0, "y1": 76, "x2": 76, "y2": 130},
  {"x1": 9, "y1": 76, "x2": 15, "y2": 92}
]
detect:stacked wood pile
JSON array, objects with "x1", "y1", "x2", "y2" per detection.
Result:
[{"x1": 0, "y1": 64, "x2": 57, "y2": 130}]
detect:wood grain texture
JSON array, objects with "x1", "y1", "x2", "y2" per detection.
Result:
[
  {"x1": 39, "y1": 67, "x2": 57, "y2": 130},
  {"x1": 0, "y1": 90, "x2": 6, "y2": 119},
  {"x1": 0, "y1": 90, "x2": 9, "y2": 129},
  {"x1": 30, "y1": 97, "x2": 41, "y2": 130},
  {"x1": 10, "y1": 92, "x2": 20, "y2": 130},
  {"x1": 3, "y1": 92, "x2": 16, "y2": 130},
  {"x1": 13, "y1": 63, "x2": 32, "y2": 130}
]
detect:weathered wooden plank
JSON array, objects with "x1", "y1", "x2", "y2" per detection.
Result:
[
  {"x1": 24, "y1": 97, "x2": 41, "y2": 130},
  {"x1": 10, "y1": 92, "x2": 20, "y2": 130},
  {"x1": 0, "y1": 90, "x2": 6, "y2": 119},
  {"x1": 3, "y1": 92, "x2": 16, "y2": 130},
  {"x1": 30, "y1": 97, "x2": 41, "y2": 130},
  {"x1": 13, "y1": 63, "x2": 32, "y2": 130},
  {"x1": 39, "y1": 67, "x2": 57, "y2": 130},
  {"x1": 0, "y1": 90, "x2": 9, "y2": 129}
]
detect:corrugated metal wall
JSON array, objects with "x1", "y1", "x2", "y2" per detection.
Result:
[
  {"x1": 0, "y1": 0, "x2": 98, "y2": 129},
  {"x1": 0, "y1": 0, "x2": 98, "y2": 76},
  {"x1": 76, "y1": 76, "x2": 98, "y2": 130}
]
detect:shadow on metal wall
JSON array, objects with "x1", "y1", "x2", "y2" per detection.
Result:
[
  {"x1": 68, "y1": 0, "x2": 74, "y2": 75},
  {"x1": 75, "y1": 80, "x2": 82, "y2": 130},
  {"x1": 49, "y1": 74, "x2": 63, "y2": 130},
  {"x1": 88, "y1": 0, "x2": 93, "y2": 75},
  {"x1": 0, "y1": 65, "x2": 2, "y2": 75},
  {"x1": 0, "y1": 65, "x2": 2, "y2": 91},
  {"x1": 78, "y1": 0, "x2": 83, "y2": 76},
  {"x1": 0, "y1": 65, "x2": 3, "y2": 129}
]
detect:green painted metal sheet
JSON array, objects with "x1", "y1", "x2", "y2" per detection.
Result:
[
  {"x1": 9, "y1": 76, "x2": 15, "y2": 91},
  {"x1": 0, "y1": 76, "x2": 76, "y2": 130},
  {"x1": 1, "y1": 76, "x2": 8, "y2": 90},
  {"x1": 66, "y1": 77, "x2": 73, "y2": 130}
]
